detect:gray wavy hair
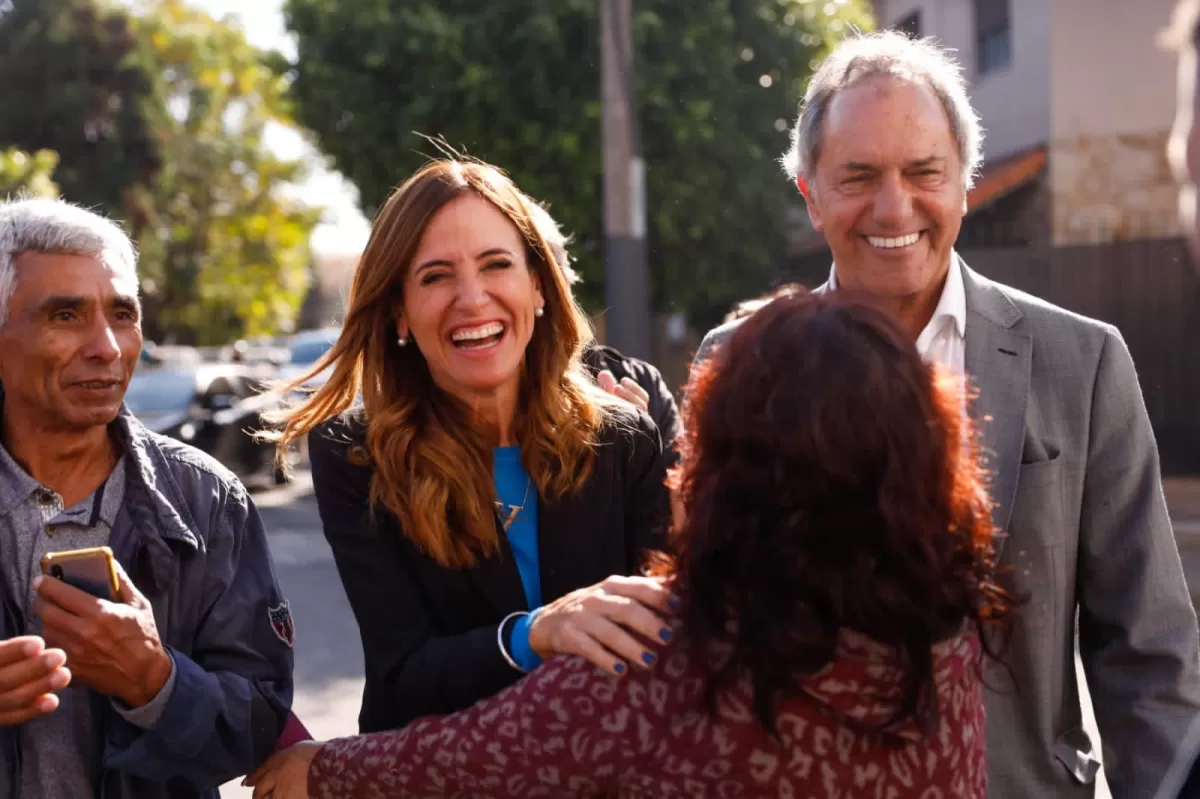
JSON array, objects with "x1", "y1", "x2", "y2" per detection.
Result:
[
  {"x1": 781, "y1": 31, "x2": 985, "y2": 191},
  {"x1": 527, "y1": 200, "x2": 581, "y2": 285},
  {"x1": 0, "y1": 198, "x2": 137, "y2": 326}
]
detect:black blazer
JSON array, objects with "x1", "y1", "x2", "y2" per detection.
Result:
[
  {"x1": 581, "y1": 343, "x2": 682, "y2": 460},
  {"x1": 308, "y1": 407, "x2": 670, "y2": 732}
]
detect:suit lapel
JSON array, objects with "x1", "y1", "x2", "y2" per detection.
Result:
[
  {"x1": 465, "y1": 518, "x2": 529, "y2": 615},
  {"x1": 536, "y1": 493, "x2": 572, "y2": 602},
  {"x1": 961, "y1": 262, "x2": 1031, "y2": 546},
  {"x1": 536, "y1": 484, "x2": 597, "y2": 603}
]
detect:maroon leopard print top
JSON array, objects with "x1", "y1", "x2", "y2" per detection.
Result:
[{"x1": 309, "y1": 630, "x2": 985, "y2": 798}]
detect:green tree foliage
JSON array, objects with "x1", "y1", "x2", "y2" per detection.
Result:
[
  {"x1": 128, "y1": 0, "x2": 318, "y2": 344},
  {"x1": 0, "y1": 148, "x2": 61, "y2": 199},
  {"x1": 0, "y1": 0, "x2": 160, "y2": 217},
  {"x1": 283, "y1": 0, "x2": 872, "y2": 326},
  {"x1": 0, "y1": 0, "x2": 319, "y2": 345}
]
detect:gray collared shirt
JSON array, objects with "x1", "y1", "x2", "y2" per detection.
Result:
[{"x1": 0, "y1": 441, "x2": 177, "y2": 797}]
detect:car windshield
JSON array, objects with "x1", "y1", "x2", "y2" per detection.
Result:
[
  {"x1": 289, "y1": 334, "x2": 336, "y2": 366},
  {"x1": 124, "y1": 371, "x2": 196, "y2": 415}
]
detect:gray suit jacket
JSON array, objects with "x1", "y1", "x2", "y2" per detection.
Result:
[{"x1": 694, "y1": 261, "x2": 1200, "y2": 798}]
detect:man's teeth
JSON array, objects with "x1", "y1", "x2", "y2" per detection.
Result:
[
  {"x1": 867, "y1": 232, "x2": 921, "y2": 249},
  {"x1": 451, "y1": 322, "x2": 504, "y2": 342}
]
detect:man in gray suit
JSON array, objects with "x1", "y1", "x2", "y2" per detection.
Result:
[{"x1": 696, "y1": 32, "x2": 1200, "y2": 798}]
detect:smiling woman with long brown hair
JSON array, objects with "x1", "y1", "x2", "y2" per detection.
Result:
[
  {"x1": 264, "y1": 158, "x2": 674, "y2": 735},
  {"x1": 249, "y1": 290, "x2": 1010, "y2": 799}
]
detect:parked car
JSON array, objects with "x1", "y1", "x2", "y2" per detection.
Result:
[
  {"x1": 124, "y1": 364, "x2": 290, "y2": 485},
  {"x1": 140, "y1": 342, "x2": 202, "y2": 368},
  {"x1": 275, "y1": 326, "x2": 340, "y2": 402},
  {"x1": 281, "y1": 327, "x2": 339, "y2": 378}
]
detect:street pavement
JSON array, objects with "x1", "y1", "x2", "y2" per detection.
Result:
[{"x1": 214, "y1": 473, "x2": 1200, "y2": 798}]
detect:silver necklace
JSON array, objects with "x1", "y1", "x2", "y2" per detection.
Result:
[{"x1": 494, "y1": 477, "x2": 532, "y2": 532}]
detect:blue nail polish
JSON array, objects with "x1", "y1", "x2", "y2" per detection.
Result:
[
  {"x1": 668, "y1": 596, "x2": 681, "y2": 610},
  {"x1": 659, "y1": 628, "x2": 673, "y2": 642},
  {"x1": 614, "y1": 663, "x2": 625, "y2": 674},
  {"x1": 642, "y1": 652, "x2": 656, "y2": 665}
]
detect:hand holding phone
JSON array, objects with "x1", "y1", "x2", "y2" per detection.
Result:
[{"x1": 33, "y1": 554, "x2": 173, "y2": 708}]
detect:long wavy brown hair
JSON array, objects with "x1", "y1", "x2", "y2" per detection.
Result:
[
  {"x1": 668, "y1": 291, "x2": 1010, "y2": 735},
  {"x1": 268, "y1": 159, "x2": 609, "y2": 568}
]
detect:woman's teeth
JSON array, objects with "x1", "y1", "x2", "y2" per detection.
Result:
[{"x1": 451, "y1": 322, "x2": 505, "y2": 348}]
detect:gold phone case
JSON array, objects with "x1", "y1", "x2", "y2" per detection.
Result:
[{"x1": 40, "y1": 546, "x2": 120, "y2": 600}]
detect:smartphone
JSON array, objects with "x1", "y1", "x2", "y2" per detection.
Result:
[{"x1": 40, "y1": 546, "x2": 120, "y2": 601}]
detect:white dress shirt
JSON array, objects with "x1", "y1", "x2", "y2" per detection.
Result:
[{"x1": 827, "y1": 257, "x2": 967, "y2": 375}]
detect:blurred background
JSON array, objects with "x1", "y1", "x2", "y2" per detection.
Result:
[{"x1": 2, "y1": 1, "x2": 1198, "y2": 796}]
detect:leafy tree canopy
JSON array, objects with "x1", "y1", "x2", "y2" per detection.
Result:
[
  {"x1": 0, "y1": 0, "x2": 320, "y2": 345},
  {"x1": 0, "y1": 0, "x2": 160, "y2": 215},
  {"x1": 128, "y1": 0, "x2": 318, "y2": 344},
  {"x1": 0, "y1": 148, "x2": 61, "y2": 199},
  {"x1": 284, "y1": 0, "x2": 872, "y2": 327}
]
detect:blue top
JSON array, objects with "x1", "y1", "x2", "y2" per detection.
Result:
[{"x1": 493, "y1": 446, "x2": 543, "y2": 671}]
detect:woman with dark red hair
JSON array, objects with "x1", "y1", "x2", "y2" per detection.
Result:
[{"x1": 248, "y1": 291, "x2": 1009, "y2": 799}]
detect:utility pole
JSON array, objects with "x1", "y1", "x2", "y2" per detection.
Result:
[{"x1": 600, "y1": 0, "x2": 651, "y2": 360}]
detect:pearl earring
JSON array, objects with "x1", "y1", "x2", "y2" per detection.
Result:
[
  {"x1": 397, "y1": 334, "x2": 408, "y2": 346},
  {"x1": 535, "y1": 306, "x2": 544, "y2": 318}
]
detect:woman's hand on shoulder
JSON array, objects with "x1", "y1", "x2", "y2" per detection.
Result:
[{"x1": 527, "y1": 575, "x2": 677, "y2": 676}]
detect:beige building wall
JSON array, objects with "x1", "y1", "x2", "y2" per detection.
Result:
[
  {"x1": 876, "y1": 0, "x2": 1052, "y2": 162},
  {"x1": 1048, "y1": 0, "x2": 1181, "y2": 244},
  {"x1": 877, "y1": 0, "x2": 1182, "y2": 245},
  {"x1": 1049, "y1": 0, "x2": 1176, "y2": 140}
]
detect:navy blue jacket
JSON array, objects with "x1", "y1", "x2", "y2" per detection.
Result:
[{"x1": 0, "y1": 406, "x2": 294, "y2": 798}]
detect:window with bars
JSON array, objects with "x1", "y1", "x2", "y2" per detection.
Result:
[
  {"x1": 894, "y1": 10, "x2": 922, "y2": 39},
  {"x1": 975, "y1": 0, "x2": 1012, "y2": 75}
]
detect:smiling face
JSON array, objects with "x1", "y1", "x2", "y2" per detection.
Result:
[
  {"x1": 399, "y1": 192, "x2": 545, "y2": 406},
  {"x1": 0, "y1": 252, "x2": 142, "y2": 433},
  {"x1": 802, "y1": 75, "x2": 967, "y2": 302}
]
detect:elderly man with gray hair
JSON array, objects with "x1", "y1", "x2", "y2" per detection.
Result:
[
  {"x1": 0, "y1": 198, "x2": 293, "y2": 798},
  {"x1": 695, "y1": 31, "x2": 1200, "y2": 799}
]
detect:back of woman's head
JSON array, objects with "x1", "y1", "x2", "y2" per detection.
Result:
[{"x1": 672, "y1": 291, "x2": 1006, "y2": 733}]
